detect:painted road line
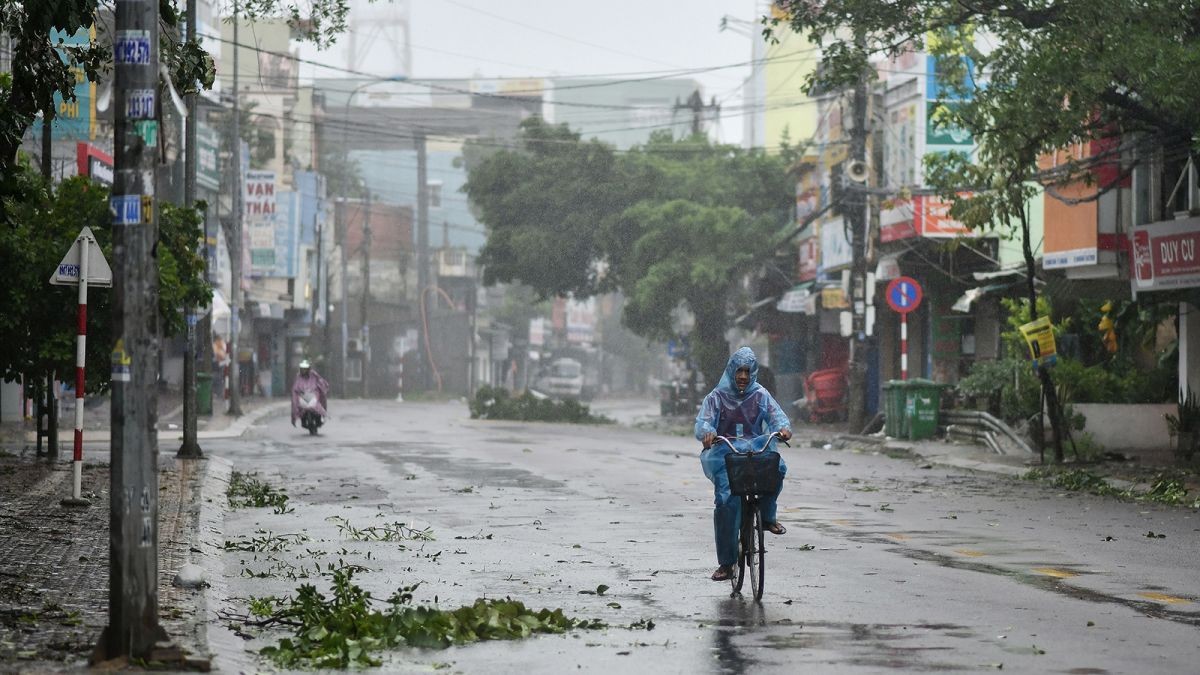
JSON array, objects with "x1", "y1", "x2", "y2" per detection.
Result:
[
  {"x1": 1032, "y1": 567, "x2": 1078, "y2": 579},
  {"x1": 1138, "y1": 592, "x2": 1192, "y2": 604},
  {"x1": 954, "y1": 549, "x2": 986, "y2": 557}
]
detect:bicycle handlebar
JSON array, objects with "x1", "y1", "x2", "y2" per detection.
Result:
[{"x1": 707, "y1": 430, "x2": 790, "y2": 454}]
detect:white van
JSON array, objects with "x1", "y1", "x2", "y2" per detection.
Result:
[{"x1": 537, "y1": 358, "x2": 584, "y2": 399}]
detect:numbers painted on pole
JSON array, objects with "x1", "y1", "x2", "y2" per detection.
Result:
[
  {"x1": 125, "y1": 89, "x2": 156, "y2": 120},
  {"x1": 113, "y1": 30, "x2": 151, "y2": 65}
]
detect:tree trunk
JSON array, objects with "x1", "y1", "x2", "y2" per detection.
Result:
[
  {"x1": 691, "y1": 309, "x2": 729, "y2": 400},
  {"x1": 1017, "y1": 204, "x2": 1064, "y2": 462}
]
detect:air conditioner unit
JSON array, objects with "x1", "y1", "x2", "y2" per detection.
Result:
[{"x1": 347, "y1": 338, "x2": 363, "y2": 353}]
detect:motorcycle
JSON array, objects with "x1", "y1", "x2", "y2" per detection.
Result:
[{"x1": 297, "y1": 390, "x2": 324, "y2": 435}]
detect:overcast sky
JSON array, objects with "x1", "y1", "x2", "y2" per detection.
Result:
[{"x1": 294, "y1": 0, "x2": 768, "y2": 145}]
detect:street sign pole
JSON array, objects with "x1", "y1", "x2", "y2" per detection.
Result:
[
  {"x1": 886, "y1": 276, "x2": 923, "y2": 382},
  {"x1": 70, "y1": 235, "x2": 89, "y2": 503},
  {"x1": 49, "y1": 227, "x2": 112, "y2": 507}
]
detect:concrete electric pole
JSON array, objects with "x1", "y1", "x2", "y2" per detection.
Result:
[
  {"x1": 179, "y1": 0, "x2": 202, "y2": 458},
  {"x1": 846, "y1": 43, "x2": 871, "y2": 435},
  {"x1": 416, "y1": 131, "x2": 429, "y2": 389},
  {"x1": 98, "y1": 0, "x2": 169, "y2": 659},
  {"x1": 227, "y1": 2, "x2": 245, "y2": 417},
  {"x1": 361, "y1": 190, "x2": 371, "y2": 398}
]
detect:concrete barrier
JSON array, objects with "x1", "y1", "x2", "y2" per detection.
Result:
[{"x1": 1073, "y1": 403, "x2": 1174, "y2": 456}]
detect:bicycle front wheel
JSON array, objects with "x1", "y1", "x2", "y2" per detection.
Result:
[
  {"x1": 732, "y1": 508, "x2": 748, "y2": 594},
  {"x1": 747, "y1": 503, "x2": 765, "y2": 600}
]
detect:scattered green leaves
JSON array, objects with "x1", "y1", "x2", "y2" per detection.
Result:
[
  {"x1": 223, "y1": 531, "x2": 310, "y2": 553},
  {"x1": 228, "y1": 471, "x2": 292, "y2": 513},
  {"x1": 469, "y1": 386, "x2": 613, "y2": 424},
  {"x1": 327, "y1": 516, "x2": 434, "y2": 543},
  {"x1": 241, "y1": 567, "x2": 606, "y2": 668}
]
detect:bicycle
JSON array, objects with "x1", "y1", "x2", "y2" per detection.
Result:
[{"x1": 712, "y1": 430, "x2": 789, "y2": 600}]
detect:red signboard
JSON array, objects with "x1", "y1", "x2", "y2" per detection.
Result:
[{"x1": 1132, "y1": 216, "x2": 1200, "y2": 292}]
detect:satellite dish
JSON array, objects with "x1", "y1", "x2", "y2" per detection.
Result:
[{"x1": 846, "y1": 160, "x2": 869, "y2": 183}]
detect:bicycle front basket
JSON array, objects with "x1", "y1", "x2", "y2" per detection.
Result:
[{"x1": 725, "y1": 451, "x2": 782, "y2": 496}]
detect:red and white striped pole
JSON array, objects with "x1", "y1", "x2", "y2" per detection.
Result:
[
  {"x1": 900, "y1": 313, "x2": 908, "y2": 381},
  {"x1": 70, "y1": 235, "x2": 89, "y2": 501}
]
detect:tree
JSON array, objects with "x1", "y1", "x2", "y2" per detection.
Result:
[
  {"x1": 0, "y1": 163, "x2": 209, "y2": 394},
  {"x1": 465, "y1": 118, "x2": 652, "y2": 298},
  {"x1": 772, "y1": 0, "x2": 1200, "y2": 460},
  {"x1": 0, "y1": 0, "x2": 361, "y2": 215},
  {"x1": 465, "y1": 121, "x2": 794, "y2": 388}
]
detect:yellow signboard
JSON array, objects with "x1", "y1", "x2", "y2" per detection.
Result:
[{"x1": 1019, "y1": 316, "x2": 1057, "y2": 368}]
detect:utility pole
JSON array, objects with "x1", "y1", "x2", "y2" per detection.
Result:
[
  {"x1": 416, "y1": 132, "x2": 429, "y2": 390},
  {"x1": 178, "y1": 0, "x2": 202, "y2": 457},
  {"x1": 360, "y1": 191, "x2": 371, "y2": 398},
  {"x1": 40, "y1": 113, "x2": 59, "y2": 459},
  {"x1": 846, "y1": 42, "x2": 871, "y2": 435},
  {"x1": 673, "y1": 90, "x2": 719, "y2": 138},
  {"x1": 98, "y1": 0, "x2": 169, "y2": 659},
  {"x1": 227, "y1": 2, "x2": 244, "y2": 417}
]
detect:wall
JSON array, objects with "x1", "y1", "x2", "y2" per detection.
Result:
[{"x1": 1074, "y1": 403, "x2": 1174, "y2": 456}]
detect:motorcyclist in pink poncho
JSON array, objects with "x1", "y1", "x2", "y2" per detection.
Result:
[{"x1": 291, "y1": 359, "x2": 329, "y2": 427}]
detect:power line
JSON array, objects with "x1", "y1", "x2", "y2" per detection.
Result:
[{"x1": 439, "y1": 0, "x2": 684, "y2": 71}]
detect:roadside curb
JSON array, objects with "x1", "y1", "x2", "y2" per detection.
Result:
[{"x1": 196, "y1": 455, "x2": 232, "y2": 669}]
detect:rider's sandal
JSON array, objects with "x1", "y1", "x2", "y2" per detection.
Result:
[
  {"x1": 711, "y1": 567, "x2": 733, "y2": 582},
  {"x1": 765, "y1": 522, "x2": 787, "y2": 535}
]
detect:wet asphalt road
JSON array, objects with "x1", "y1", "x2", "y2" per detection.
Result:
[{"x1": 209, "y1": 399, "x2": 1200, "y2": 674}]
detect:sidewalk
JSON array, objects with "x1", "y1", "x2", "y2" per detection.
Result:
[
  {"x1": 0, "y1": 451, "x2": 233, "y2": 670},
  {"x1": 642, "y1": 411, "x2": 1199, "y2": 495},
  {"x1": 0, "y1": 393, "x2": 288, "y2": 450}
]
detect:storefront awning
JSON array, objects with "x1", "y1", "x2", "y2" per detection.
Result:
[{"x1": 776, "y1": 282, "x2": 815, "y2": 313}]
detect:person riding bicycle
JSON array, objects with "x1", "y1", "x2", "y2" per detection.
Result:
[{"x1": 696, "y1": 347, "x2": 792, "y2": 582}]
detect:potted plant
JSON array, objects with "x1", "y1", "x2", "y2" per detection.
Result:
[{"x1": 1164, "y1": 388, "x2": 1200, "y2": 461}]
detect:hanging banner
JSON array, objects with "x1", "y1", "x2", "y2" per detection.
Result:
[{"x1": 1019, "y1": 316, "x2": 1057, "y2": 368}]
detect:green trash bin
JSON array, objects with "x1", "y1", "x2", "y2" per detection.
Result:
[
  {"x1": 882, "y1": 380, "x2": 909, "y2": 438},
  {"x1": 196, "y1": 372, "x2": 213, "y2": 416},
  {"x1": 903, "y1": 379, "x2": 944, "y2": 440}
]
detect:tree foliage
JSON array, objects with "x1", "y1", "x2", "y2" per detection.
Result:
[
  {"x1": 772, "y1": 0, "x2": 1200, "y2": 231},
  {"x1": 0, "y1": 162, "x2": 209, "y2": 393},
  {"x1": 464, "y1": 120, "x2": 793, "y2": 386}
]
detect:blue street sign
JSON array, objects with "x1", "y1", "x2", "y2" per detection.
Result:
[
  {"x1": 111, "y1": 195, "x2": 141, "y2": 225},
  {"x1": 886, "y1": 276, "x2": 923, "y2": 314}
]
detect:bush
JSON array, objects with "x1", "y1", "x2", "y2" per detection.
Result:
[{"x1": 469, "y1": 386, "x2": 613, "y2": 424}]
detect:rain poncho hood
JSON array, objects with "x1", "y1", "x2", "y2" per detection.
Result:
[
  {"x1": 694, "y1": 347, "x2": 789, "y2": 442},
  {"x1": 716, "y1": 346, "x2": 761, "y2": 400}
]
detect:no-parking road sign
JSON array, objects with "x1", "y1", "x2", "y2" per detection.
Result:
[{"x1": 886, "y1": 276, "x2": 922, "y2": 314}]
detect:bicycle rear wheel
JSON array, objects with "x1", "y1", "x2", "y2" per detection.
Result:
[{"x1": 747, "y1": 504, "x2": 765, "y2": 600}]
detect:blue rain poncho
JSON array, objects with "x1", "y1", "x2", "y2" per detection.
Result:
[{"x1": 695, "y1": 347, "x2": 791, "y2": 567}]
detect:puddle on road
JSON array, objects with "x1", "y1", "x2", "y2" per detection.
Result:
[
  {"x1": 756, "y1": 620, "x2": 975, "y2": 672},
  {"x1": 359, "y1": 443, "x2": 566, "y2": 490}
]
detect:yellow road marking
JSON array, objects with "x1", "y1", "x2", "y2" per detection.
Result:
[
  {"x1": 832, "y1": 519, "x2": 853, "y2": 526},
  {"x1": 1138, "y1": 592, "x2": 1191, "y2": 604},
  {"x1": 886, "y1": 533, "x2": 908, "y2": 541},
  {"x1": 1032, "y1": 567, "x2": 1078, "y2": 579},
  {"x1": 954, "y1": 549, "x2": 986, "y2": 557}
]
